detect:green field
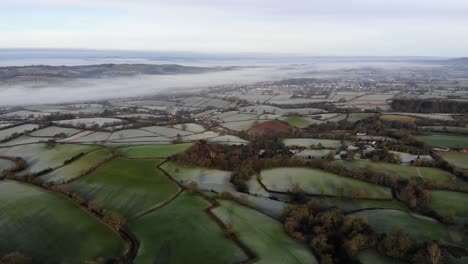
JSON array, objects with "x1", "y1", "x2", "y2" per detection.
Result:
[
  {"x1": 417, "y1": 134, "x2": 468, "y2": 149},
  {"x1": 351, "y1": 209, "x2": 465, "y2": 246},
  {"x1": 333, "y1": 160, "x2": 468, "y2": 189},
  {"x1": 40, "y1": 148, "x2": 113, "y2": 183},
  {"x1": 282, "y1": 116, "x2": 315, "y2": 128},
  {"x1": 67, "y1": 158, "x2": 178, "y2": 218},
  {"x1": 120, "y1": 143, "x2": 193, "y2": 158},
  {"x1": 213, "y1": 200, "x2": 318, "y2": 264},
  {"x1": 0, "y1": 181, "x2": 122, "y2": 263},
  {"x1": 0, "y1": 143, "x2": 99, "y2": 174},
  {"x1": 441, "y1": 151, "x2": 468, "y2": 170},
  {"x1": 429, "y1": 191, "x2": 468, "y2": 224},
  {"x1": 260, "y1": 167, "x2": 392, "y2": 199},
  {"x1": 307, "y1": 197, "x2": 408, "y2": 212},
  {"x1": 161, "y1": 161, "x2": 235, "y2": 192},
  {"x1": 130, "y1": 192, "x2": 247, "y2": 264},
  {"x1": 283, "y1": 138, "x2": 344, "y2": 149}
]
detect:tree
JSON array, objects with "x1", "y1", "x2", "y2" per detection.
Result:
[{"x1": 187, "y1": 181, "x2": 199, "y2": 193}]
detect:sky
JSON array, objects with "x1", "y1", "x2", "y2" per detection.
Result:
[{"x1": 1, "y1": 0, "x2": 468, "y2": 57}]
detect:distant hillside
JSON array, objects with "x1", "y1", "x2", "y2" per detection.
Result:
[{"x1": 0, "y1": 64, "x2": 236, "y2": 81}]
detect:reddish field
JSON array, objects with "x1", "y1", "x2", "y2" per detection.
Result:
[{"x1": 247, "y1": 120, "x2": 293, "y2": 136}]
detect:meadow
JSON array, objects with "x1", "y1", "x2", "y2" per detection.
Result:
[
  {"x1": 213, "y1": 200, "x2": 318, "y2": 264},
  {"x1": 66, "y1": 158, "x2": 178, "y2": 218},
  {"x1": 0, "y1": 181, "x2": 122, "y2": 263},
  {"x1": 260, "y1": 167, "x2": 392, "y2": 199},
  {"x1": 130, "y1": 192, "x2": 247, "y2": 264}
]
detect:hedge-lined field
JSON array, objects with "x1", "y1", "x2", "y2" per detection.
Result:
[
  {"x1": 0, "y1": 181, "x2": 122, "y2": 263},
  {"x1": 130, "y1": 192, "x2": 247, "y2": 264},
  {"x1": 67, "y1": 158, "x2": 177, "y2": 218}
]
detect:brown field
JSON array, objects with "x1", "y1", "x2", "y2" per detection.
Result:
[
  {"x1": 380, "y1": 114, "x2": 417, "y2": 123},
  {"x1": 247, "y1": 120, "x2": 292, "y2": 135}
]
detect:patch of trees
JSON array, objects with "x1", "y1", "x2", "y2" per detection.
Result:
[
  {"x1": 392, "y1": 99, "x2": 468, "y2": 113},
  {"x1": 284, "y1": 201, "x2": 449, "y2": 264},
  {"x1": 0, "y1": 252, "x2": 32, "y2": 264},
  {"x1": 364, "y1": 149, "x2": 402, "y2": 164}
]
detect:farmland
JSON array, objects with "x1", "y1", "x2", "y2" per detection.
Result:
[
  {"x1": 260, "y1": 167, "x2": 392, "y2": 199},
  {"x1": 213, "y1": 200, "x2": 318, "y2": 264},
  {"x1": 429, "y1": 191, "x2": 468, "y2": 224},
  {"x1": 1, "y1": 58, "x2": 468, "y2": 263},
  {"x1": 350, "y1": 209, "x2": 466, "y2": 246},
  {"x1": 440, "y1": 151, "x2": 468, "y2": 170},
  {"x1": 0, "y1": 143, "x2": 100, "y2": 174},
  {"x1": 120, "y1": 143, "x2": 193, "y2": 158},
  {"x1": 40, "y1": 147, "x2": 113, "y2": 183},
  {"x1": 160, "y1": 161, "x2": 235, "y2": 192},
  {"x1": 284, "y1": 138, "x2": 344, "y2": 148},
  {"x1": 333, "y1": 160, "x2": 468, "y2": 189},
  {"x1": 129, "y1": 192, "x2": 247, "y2": 264},
  {"x1": 0, "y1": 181, "x2": 122, "y2": 263},
  {"x1": 417, "y1": 134, "x2": 468, "y2": 149},
  {"x1": 66, "y1": 158, "x2": 178, "y2": 218}
]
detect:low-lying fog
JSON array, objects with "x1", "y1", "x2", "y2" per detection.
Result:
[
  {"x1": 0, "y1": 66, "x2": 306, "y2": 106},
  {"x1": 0, "y1": 60, "x2": 442, "y2": 107}
]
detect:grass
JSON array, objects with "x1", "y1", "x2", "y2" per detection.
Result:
[
  {"x1": 282, "y1": 116, "x2": 314, "y2": 128},
  {"x1": 260, "y1": 167, "x2": 392, "y2": 199},
  {"x1": 0, "y1": 158, "x2": 15, "y2": 171},
  {"x1": 429, "y1": 191, "x2": 468, "y2": 224},
  {"x1": 351, "y1": 209, "x2": 465, "y2": 246},
  {"x1": 129, "y1": 192, "x2": 247, "y2": 264},
  {"x1": 284, "y1": 138, "x2": 344, "y2": 149},
  {"x1": 161, "y1": 161, "x2": 235, "y2": 192},
  {"x1": 417, "y1": 134, "x2": 468, "y2": 149},
  {"x1": 380, "y1": 114, "x2": 417, "y2": 123},
  {"x1": 358, "y1": 249, "x2": 404, "y2": 264},
  {"x1": 213, "y1": 200, "x2": 318, "y2": 264},
  {"x1": 66, "y1": 158, "x2": 178, "y2": 218},
  {"x1": 0, "y1": 181, "x2": 122, "y2": 263},
  {"x1": 120, "y1": 143, "x2": 193, "y2": 158},
  {"x1": 307, "y1": 197, "x2": 408, "y2": 212},
  {"x1": 40, "y1": 148, "x2": 113, "y2": 183},
  {"x1": 332, "y1": 160, "x2": 468, "y2": 189},
  {"x1": 441, "y1": 151, "x2": 468, "y2": 170},
  {"x1": 347, "y1": 113, "x2": 376, "y2": 123},
  {"x1": 0, "y1": 143, "x2": 99, "y2": 174}
]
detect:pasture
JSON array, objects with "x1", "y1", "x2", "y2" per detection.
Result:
[
  {"x1": 260, "y1": 167, "x2": 392, "y2": 199},
  {"x1": 429, "y1": 191, "x2": 468, "y2": 224},
  {"x1": 0, "y1": 124, "x2": 40, "y2": 141},
  {"x1": 29, "y1": 126, "x2": 82, "y2": 138},
  {"x1": 440, "y1": 151, "x2": 468, "y2": 170},
  {"x1": 0, "y1": 143, "x2": 99, "y2": 174},
  {"x1": 0, "y1": 158, "x2": 15, "y2": 171},
  {"x1": 333, "y1": 160, "x2": 468, "y2": 189},
  {"x1": 120, "y1": 143, "x2": 193, "y2": 158},
  {"x1": 351, "y1": 209, "x2": 465, "y2": 246},
  {"x1": 40, "y1": 148, "x2": 113, "y2": 183},
  {"x1": 0, "y1": 181, "x2": 122, "y2": 263},
  {"x1": 213, "y1": 200, "x2": 318, "y2": 264},
  {"x1": 282, "y1": 116, "x2": 315, "y2": 128},
  {"x1": 284, "y1": 138, "x2": 344, "y2": 149},
  {"x1": 161, "y1": 161, "x2": 235, "y2": 193},
  {"x1": 417, "y1": 134, "x2": 468, "y2": 148},
  {"x1": 67, "y1": 159, "x2": 178, "y2": 218},
  {"x1": 130, "y1": 192, "x2": 247, "y2": 264}
]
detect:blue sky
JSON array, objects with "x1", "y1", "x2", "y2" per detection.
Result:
[{"x1": 1, "y1": 0, "x2": 467, "y2": 56}]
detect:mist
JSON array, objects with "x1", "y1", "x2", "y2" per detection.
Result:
[{"x1": 0, "y1": 66, "x2": 307, "y2": 106}]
